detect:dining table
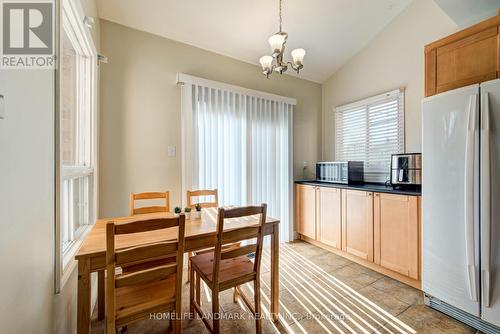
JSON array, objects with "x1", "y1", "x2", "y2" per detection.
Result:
[{"x1": 75, "y1": 208, "x2": 280, "y2": 334}]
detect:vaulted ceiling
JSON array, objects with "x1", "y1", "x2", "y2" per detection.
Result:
[{"x1": 96, "y1": 0, "x2": 414, "y2": 83}]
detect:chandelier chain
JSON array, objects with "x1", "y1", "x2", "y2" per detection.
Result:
[{"x1": 279, "y1": 0, "x2": 282, "y2": 32}]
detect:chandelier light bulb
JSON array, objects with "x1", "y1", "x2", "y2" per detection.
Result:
[
  {"x1": 268, "y1": 34, "x2": 286, "y2": 54},
  {"x1": 291, "y1": 48, "x2": 306, "y2": 66}
]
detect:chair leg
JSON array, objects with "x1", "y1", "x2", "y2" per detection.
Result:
[
  {"x1": 189, "y1": 266, "x2": 195, "y2": 316},
  {"x1": 254, "y1": 280, "x2": 262, "y2": 334},
  {"x1": 212, "y1": 289, "x2": 220, "y2": 334},
  {"x1": 195, "y1": 273, "x2": 201, "y2": 306},
  {"x1": 187, "y1": 252, "x2": 193, "y2": 283},
  {"x1": 233, "y1": 285, "x2": 239, "y2": 303}
]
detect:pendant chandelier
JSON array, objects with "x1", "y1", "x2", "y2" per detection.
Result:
[{"x1": 259, "y1": 0, "x2": 306, "y2": 78}]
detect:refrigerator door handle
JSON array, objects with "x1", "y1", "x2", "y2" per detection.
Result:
[
  {"x1": 464, "y1": 93, "x2": 478, "y2": 302},
  {"x1": 481, "y1": 91, "x2": 491, "y2": 308}
]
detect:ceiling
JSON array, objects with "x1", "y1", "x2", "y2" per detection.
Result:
[
  {"x1": 434, "y1": 0, "x2": 500, "y2": 28},
  {"x1": 96, "y1": 0, "x2": 413, "y2": 83}
]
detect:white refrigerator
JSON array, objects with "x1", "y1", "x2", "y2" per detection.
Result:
[{"x1": 422, "y1": 79, "x2": 500, "y2": 333}]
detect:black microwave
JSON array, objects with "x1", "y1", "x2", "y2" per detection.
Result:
[{"x1": 316, "y1": 161, "x2": 364, "y2": 184}]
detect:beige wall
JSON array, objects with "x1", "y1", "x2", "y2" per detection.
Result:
[
  {"x1": 322, "y1": 0, "x2": 457, "y2": 160},
  {"x1": 99, "y1": 20, "x2": 322, "y2": 218}
]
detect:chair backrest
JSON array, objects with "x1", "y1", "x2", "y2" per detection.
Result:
[
  {"x1": 129, "y1": 191, "x2": 170, "y2": 216},
  {"x1": 105, "y1": 215, "x2": 185, "y2": 331},
  {"x1": 212, "y1": 204, "x2": 267, "y2": 286},
  {"x1": 186, "y1": 189, "x2": 218, "y2": 209}
]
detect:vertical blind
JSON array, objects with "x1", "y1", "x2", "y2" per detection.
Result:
[
  {"x1": 179, "y1": 74, "x2": 294, "y2": 242},
  {"x1": 335, "y1": 89, "x2": 405, "y2": 183}
]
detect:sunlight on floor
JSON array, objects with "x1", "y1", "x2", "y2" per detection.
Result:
[{"x1": 233, "y1": 243, "x2": 417, "y2": 334}]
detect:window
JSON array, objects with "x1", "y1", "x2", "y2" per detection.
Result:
[
  {"x1": 57, "y1": 0, "x2": 97, "y2": 290},
  {"x1": 335, "y1": 89, "x2": 404, "y2": 183}
]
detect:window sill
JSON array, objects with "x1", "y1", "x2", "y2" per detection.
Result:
[{"x1": 58, "y1": 224, "x2": 94, "y2": 292}]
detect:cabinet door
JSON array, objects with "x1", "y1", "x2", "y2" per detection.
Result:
[
  {"x1": 374, "y1": 193, "x2": 420, "y2": 279},
  {"x1": 427, "y1": 27, "x2": 499, "y2": 96},
  {"x1": 318, "y1": 187, "x2": 342, "y2": 249},
  {"x1": 296, "y1": 184, "x2": 316, "y2": 239},
  {"x1": 342, "y1": 190, "x2": 374, "y2": 262}
]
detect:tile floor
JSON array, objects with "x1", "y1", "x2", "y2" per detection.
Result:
[{"x1": 91, "y1": 241, "x2": 481, "y2": 334}]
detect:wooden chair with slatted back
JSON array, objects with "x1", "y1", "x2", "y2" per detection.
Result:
[
  {"x1": 186, "y1": 189, "x2": 218, "y2": 209},
  {"x1": 189, "y1": 204, "x2": 267, "y2": 334},
  {"x1": 106, "y1": 215, "x2": 185, "y2": 334},
  {"x1": 129, "y1": 191, "x2": 170, "y2": 216},
  {"x1": 186, "y1": 189, "x2": 218, "y2": 282}
]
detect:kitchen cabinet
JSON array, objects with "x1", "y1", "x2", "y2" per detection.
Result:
[
  {"x1": 374, "y1": 193, "x2": 420, "y2": 279},
  {"x1": 425, "y1": 14, "x2": 500, "y2": 97},
  {"x1": 295, "y1": 184, "x2": 316, "y2": 239},
  {"x1": 294, "y1": 181, "x2": 421, "y2": 288},
  {"x1": 317, "y1": 187, "x2": 342, "y2": 249},
  {"x1": 341, "y1": 190, "x2": 374, "y2": 262}
]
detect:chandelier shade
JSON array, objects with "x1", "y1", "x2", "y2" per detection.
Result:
[
  {"x1": 291, "y1": 48, "x2": 306, "y2": 66},
  {"x1": 268, "y1": 33, "x2": 286, "y2": 54}
]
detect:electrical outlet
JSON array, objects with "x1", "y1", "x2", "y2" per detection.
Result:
[
  {"x1": 0, "y1": 95, "x2": 4, "y2": 119},
  {"x1": 167, "y1": 146, "x2": 176, "y2": 157}
]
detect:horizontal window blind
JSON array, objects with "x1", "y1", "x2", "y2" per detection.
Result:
[{"x1": 335, "y1": 89, "x2": 405, "y2": 183}]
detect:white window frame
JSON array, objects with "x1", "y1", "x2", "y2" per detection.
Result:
[
  {"x1": 55, "y1": 0, "x2": 98, "y2": 292},
  {"x1": 334, "y1": 89, "x2": 405, "y2": 183}
]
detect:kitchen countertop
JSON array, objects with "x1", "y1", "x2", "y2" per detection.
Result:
[{"x1": 295, "y1": 180, "x2": 421, "y2": 196}]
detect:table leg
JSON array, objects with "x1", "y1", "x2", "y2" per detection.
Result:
[
  {"x1": 270, "y1": 224, "x2": 279, "y2": 322},
  {"x1": 77, "y1": 258, "x2": 91, "y2": 334},
  {"x1": 98, "y1": 270, "x2": 105, "y2": 320}
]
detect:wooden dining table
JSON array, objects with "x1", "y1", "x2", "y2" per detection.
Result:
[{"x1": 75, "y1": 208, "x2": 280, "y2": 334}]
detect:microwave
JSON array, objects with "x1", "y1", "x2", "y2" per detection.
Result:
[{"x1": 316, "y1": 161, "x2": 364, "y2": 184}]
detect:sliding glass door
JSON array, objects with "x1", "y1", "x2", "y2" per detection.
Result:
[{"x1": 180, "y1": 75, "x2": 294, "y2": 242}]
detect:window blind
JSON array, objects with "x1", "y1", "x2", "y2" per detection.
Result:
[{"x1": 335, "y1": 89, "x2": 405, "y2": 183}]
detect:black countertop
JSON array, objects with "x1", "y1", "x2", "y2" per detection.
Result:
[{"x1": 295, "y1": 180, "x2": 421, "y2": 196}]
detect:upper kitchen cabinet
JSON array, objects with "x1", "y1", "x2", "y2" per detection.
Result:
[
  {"x1": 295, "y1": 184, "x2": 316, "y2": 240},
  {"x1": 374, "y1": 193, "x2": 420, "y2": 280},
  {"x1": 425, "y1": 14, "x2": 500, "y2": 97},
  {"x1": 342, "y1": 190, "x2": 374, "y2": 262}
]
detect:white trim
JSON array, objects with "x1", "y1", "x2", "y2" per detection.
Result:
[
  {"x1": 55, "y1": 0, "x2": 98, "y2": 293},
  {"x1": 336, "y1": 88, "x2": 404, "y2": 111},
  {"x1": 176, "y1": 73, "x2": 297, "y2": 106}
]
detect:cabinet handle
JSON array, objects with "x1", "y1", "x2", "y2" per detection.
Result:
[
  {"x1": 368, "y1": 193, "x2": 372, "y2": 196},
  {"x1": 375, "y1": 193, "x2": 379, "y2": 197}
]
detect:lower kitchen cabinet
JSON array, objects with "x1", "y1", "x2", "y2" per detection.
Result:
[
  {"x1": 317, "y1": 187, "x2": 342, "y2": 249},
  {"x1": 342, "y1": 190, "x2": 374, "y2": 262},
  {"x1": 295, "y1": 184, "x2": 316, "y2": 239},
  {"x1": 374, "y1": 193, "x2": 420, "y2": 280},
  {"x1": 295, "y1": 183, "x2": 422, "y2": 288}
]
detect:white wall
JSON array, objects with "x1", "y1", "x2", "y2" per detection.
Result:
[
  {"x1": 0, "y1": 71, "x2": 55, "y2": 333},
  {"x1": 0, "y1": 1, "x2": 100, "y2": 333},
  {"x1": 322, "y1": 0, "x2": 457, "y2": 160}
]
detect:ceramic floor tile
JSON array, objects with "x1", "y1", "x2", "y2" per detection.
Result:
[
  {"x1": 396, "y1": 304, "x2": 476, "y2": 334},
  {"x1": 370, "y1": 276, "x2": 423, "y2": 306},
  {"x1": 91, "y1": 242, "x2": 481, "y2": 334}
]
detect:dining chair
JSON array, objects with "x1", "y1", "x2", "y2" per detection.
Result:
[
  {"x1": 129, "y1": 191, "x2": 170, "y2": 216},
  {"x1": 186, "y1": 189, "x2": 218, "y2": 281},
  {"x1": 189, "y1": 204, "x2": 267, "y2": 334},
  {"x1": 186, "y1": 189, "x2": 218, "y2": 209},
  {"x1": 105, "y1": 215, "x2": 185, "y2": 334}
]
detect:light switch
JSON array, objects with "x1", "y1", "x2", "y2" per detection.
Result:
[
  {"x1": 0, "y1": 95, "x2": 4, "y2": 119},
  {"x1": 167, "y1": 146, "x2": 176, "y2": 157}
]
